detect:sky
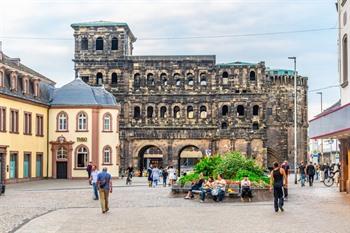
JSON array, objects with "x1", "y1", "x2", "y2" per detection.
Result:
[{"x1": 0, "y1": 0, "x2": 340, "y2": 119}]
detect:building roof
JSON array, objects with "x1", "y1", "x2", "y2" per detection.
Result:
[
  {"x1": 267, "y1": 69, "x2": 295, "y2": 76},
  {"x1": 50, "y1": 78, "x2": 116, "y2": 107},
  {"x1": 71, "y1": 20, "x2": 136, "y2": 42}
]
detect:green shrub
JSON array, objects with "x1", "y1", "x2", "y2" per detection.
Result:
[
  {"x1": 235, "y1": 169, "x2": 269, "y2": 184},
  {"x1": 194, "y1": 156, "x2": 222, "y2": 177},
  {"x1": 178, "y1": 172, "x2": 200, "y2": 186}
]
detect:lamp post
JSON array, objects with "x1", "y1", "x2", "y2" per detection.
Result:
[
  {"x1": 288, "y1": 56, "x2": 298, "y2": 185},
  {"x1": 316, "y1": 92, "x2": 324, "y2": 163}
]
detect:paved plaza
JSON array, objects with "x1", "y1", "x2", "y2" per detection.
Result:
[{"x1": 1, "y1": 177, "x2": 350, "y2": 233}]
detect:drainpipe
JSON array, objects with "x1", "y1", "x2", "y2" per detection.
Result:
[{"x1": 46, "y1": 107, "x2": 49, "y2": 179}]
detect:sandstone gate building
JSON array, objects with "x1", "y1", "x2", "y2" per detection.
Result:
[{"x1": 71, "y1": 21, "x2": 308, "y2": 173}]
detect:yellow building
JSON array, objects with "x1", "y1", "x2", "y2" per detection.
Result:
[
  {"x1": 48, "y1": 78, "x2": 120, "y2": 178},
  {"x1": 0, "y1": 50, "x2": 55, "y2": 183}
]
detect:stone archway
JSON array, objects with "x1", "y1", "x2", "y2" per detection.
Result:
[
  {"x1": 137, "y1": 145, "x2": 164, "y2": 174},
  {"x1": 178, "y1": 145, "x2": 203, "y2": 175},
  {"x1": 50, "y1": 136, "x2": 74, "y2": 179}
]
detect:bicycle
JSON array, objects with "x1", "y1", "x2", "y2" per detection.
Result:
[{"x1": 323, "y1": 170, "x2": 340, "y2": 187}]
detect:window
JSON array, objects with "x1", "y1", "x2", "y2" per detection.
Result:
[
  {"x1": 147, "y1": 73, "x2": 155, "y2": 86},
  {"x1": 81, "y1": 76, "x2": 89, "y2": 83},
  {"x1": 174, "y1": 106, "x2": 180, "y2": 119},
  {"x1": 33, "y1": 81, "x2": 40, "y2": 97},
  {"x1": 237, "y1": 105, "x2": 245, "y2": 116},
  {"x1": 200, "y1": 106, "x2": 207, "y2": 119},
  {"x1": 134, "y1": 106, "x2": 141, "y2": 119},
  {"x1": 0, "y1": 107, "x2": 6, "y2": 132},
  {"x1": 81, "y1": 38, "x2": 88, "y2": 50},
  {"x1": 147, "y1": 106, "x2": 154, "y2": 118},
  {"x1": 267, "y1": 108, "x2": 273, "y2": 116},
  {"x1": 96, "y1": 72, "x2": 103, "y2": 85},
  {"x1": 111, "y1": 73, "x2": 118, "y2": 84},
  {"x1": 252, "y1": 122, "x2": 259, "y2": 130},
  {"x1": 96, "y1": 37, "x2": 104, "y2": 50},
  {"x1": 103, "y1": 146, "x2": 112, "y2": 164},
  {"x1": 77, "y1": 112, "x2": 87, "y2": 131},
  {"x1": 187, "y1": 106, "x2": 194, "y2": 119},
  {"x1": 222, "y1": 105, "x2": 228, "y2": 116},
  {"x1": 10, "y1": 109, "x2": 19, "y2": 133},
  {"x1": 160, "y1": 106, "x2": 167, "y2": 118},
  {"x1": 253, "y1": 105, "x2": 260, "y2": 116},
  {"x1": 0, "y1": 71, "x2": 4, "y2": 87},
  {"x1": 161, "y1": 73, "x2": 168, "y2": 86},
  {"x1": 174, "y1": 73, "x2": 181, "y2": 86},
  {"x1": 10, "y1": 72, "x2": 17, "y2": 91},
  {"x1": 187, "y1": 73, "x2": 194, "y2": 86},
  {"x1": 57, "y1": 112, "x2": 68, "y2": 131},
  {"x1": 24, "y1": 112, "x2": 32, "y2": 135},
  {"x1": 222, "y1": 71, "x2": 229, "y2": 85},
  {"x1": 249, "y1": 71, "x2": 256, "y2": 81},
  {"x1": 36, "y1": 115, "x2": 44, "y2": 136},
  {"x1": 200, "y1": 75, "x2": 207, "y2": 86},
  {"x1": 23, "y1": 78, "x2": 29, "y2": 94},
  {"x1": 221, "y1": 122, "x2": 228, "y2": 129},
  {"x1": 103, "y1": 113, "x2": 112, "y2": 131},
  {"x1": 111, "y1": 37, "x2": 118, "y2": 50},
  {"x1": 343, "y1": 34, "x2": 348, "y2": 86},
  {"x1": 134, "y1": 73, "x2": 140, "y2": 89},
  {"x1": 57, "y1": 147, "x2": 67, "y2": 159},
  {"x1": 76, "y1": 146, "x2": 88, "y2": 168}
]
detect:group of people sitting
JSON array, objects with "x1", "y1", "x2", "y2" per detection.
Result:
[{"x1": 184, "y1": 173, "x2": 253, "y2": 203}]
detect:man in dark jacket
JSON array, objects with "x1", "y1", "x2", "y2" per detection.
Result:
[
  {"x1": 306, "y1": 162, "x2": 316, "y2": 187},
  {"x1": 86, "y1": 161, "x2": 93, "y2": 179}
]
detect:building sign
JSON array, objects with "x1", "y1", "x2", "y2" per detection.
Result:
[{"x1": 77, "y1": 137, "x2": 87, "y2": 142}]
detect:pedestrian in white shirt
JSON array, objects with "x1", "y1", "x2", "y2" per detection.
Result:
[{"x1": 90, "y1": 165, "x2": 100, "y2": 200}]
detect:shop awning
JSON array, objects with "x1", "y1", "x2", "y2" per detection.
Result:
[
  {"x1": 143, "y1": 153, "x2": 163, "y2": 158},
  {"x1": 180, "y1": 151, "x2": 203, "y2": 158}
]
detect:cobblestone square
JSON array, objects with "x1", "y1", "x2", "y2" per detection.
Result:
[{"x1": 1, "y1": 178, "x2": 350, "y2": 233}]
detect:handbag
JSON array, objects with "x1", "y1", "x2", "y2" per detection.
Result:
[{"x1": 211, "y1": 188, "x2": 219, "y2": 196}]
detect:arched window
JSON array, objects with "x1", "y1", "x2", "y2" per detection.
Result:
[
  {"x1": 253, "y1": 105, "x2": 260, "y2": 116},
  {"x1": 103, "y1": 113, "x2": 112, "y2": 131},
  {"x1": 200, "y1": 74, "x2": 207, "y2": 86},
  {"x1": 76, "y1": 146, "x2": 88, "y2": 168},
  {"x1": 173, "y1": 106, "x2": 180, "y2": 119},
  {"x1": 174, "y1": 73, "x2": 181, "y2": 86},
  {"x1": 222, "y1": 71, "x2": 229, "y2": 85},
  {"x1": 187, "y1": 73, "x2": 194, "y2": 86},
  {"x1": 57, "y1": 147, "x2": 67, "y2": 159},
  {"x1": 187, "y1": 106, "x2": 194, "y2": 119},
  {"x1": 160, "y1": 106, "x2": 167, "y2": 118},
  {"x1": 161, "y1": 73, "x2": 168, "y2": 86},
  {"x1": 249, "y1": 71, "x2": 256, "y2": 81},
  {"x1": 252, "y1": 122, "x2": 259, "y2": 130},
  {"x1": 134, "y1": 73, "x2": 140, "y2": 89},
  {"x1": 134, "y1": 106, "x2": 141, "y2": 119},
  {"x1": 343, "y1": 34, "x2": 348, "y2": 84},
  {"x1": 96, "y1": 37, "x2": 104, "y2": 50},
  {"x1": 176, "y1": 79, "x2": 181, "y2": 86},
  {"x1": 147, "y1": 106, "x2": 154, "y2": 118},
  {"x1": 111, "y1": 37, "x2": 118, "y2": 50},
  {"x1": 23, "y1": 78, "x2": 29, "y2": 94},
  {"x1": 147, "y1": 73, "x2": 155, "y2": 86},
  {"x1": 200, "y1": 106, "x2": 207, "y2": 119},
  {"x1": 103, "y1": 146, "x2": 112, "y2": 164},
  {"x1": 96, "y1": 72, "x2": 103, "y2": 85},
  {"x1": 77, "y1": 112, "x2": 87, "y2": 131},
  {"x1": 237, "y1": 105, "x2": 245, "y2": 116},
  {"x1": 222, "y1": 105, "x2": 229, "y2": 116},
  {"x1": 111, "y1": 73, "x2": 118, "y2": 84},
  {"x1": 81, "y1": 38, "x2": 88, "y2": 50},
  {"x1": 221, "y1": 122, "x2": 228, "y2": 130},
  {"x1": 57, "y1": 112, "x2": 68, "y2": 131}
]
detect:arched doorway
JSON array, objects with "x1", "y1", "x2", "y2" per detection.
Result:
[
  {"x1": 178, "y1": 146, "x2": 203, "y2": 175},
  {"x1": 138, "y1": 145, "x2": 163, "y2": 175}
]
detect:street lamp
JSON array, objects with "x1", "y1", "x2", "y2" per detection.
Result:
[
  {"x1": 288, "y1": 56, "x2": 298, "y2": 185},
  {"x1": 316, "y1": 92, "x2": 324, "y2": 163}
]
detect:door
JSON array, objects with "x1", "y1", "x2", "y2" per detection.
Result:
[
  {"x1": 56, "y1": 162, "x2": 67, "y2": 179},
  {"x1": 0, "y1": 153, "x2": 3, "y2": 183},
  {"x1": 23, "y1": 153, "x2": 30, "y2": 178},
  {"x1": 36, "y1": 154, "x2": 43, "y2": 177},
  {"x1": 10, "y1": 153, "x2": 17, "y2": 179}
]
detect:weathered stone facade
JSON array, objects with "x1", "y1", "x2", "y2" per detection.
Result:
[{"x1": 71, "y1": 21, "x2": 308, "y2": 173}]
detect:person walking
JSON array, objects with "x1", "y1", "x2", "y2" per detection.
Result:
[
  {"x1": 168, "y1": 166, "x2": 177, "y2": 186},
  {"x1": 89, "y1": 165, "x2": 99, "y2": 200},
  {"x1": 151, "y1": 166, "x2": 160, "y2": 187},
  {"x1": 315, "y1": 163, "x2": 320, "y2": 181},
  {"x1": 126, "y1": 165, "x2": 133, "y2": 185},
  {"x1": 306, "y1": 162, "x2": 316, "y2": 186},
  {"x1": 147, "y1": 164, "x2": 153, "y2": 187},
  {"x1": 162, "y1": 167, "x2": 168, "y2": 187},
  {"x1": 281, "y1": 160, "x2": 290, "y2": 200},
  {"x1": 270, "y1": 162, "x2": 287, "y2": 212},
  {"x1": 299, "y1": 161, "x2": 306, "y2": 187},
  {"x1": 86, "y1": 161, "x2": 93, "y2": 179},
  {"x1": 97, "y1": 167, "x2": 112, "y2": 214}
]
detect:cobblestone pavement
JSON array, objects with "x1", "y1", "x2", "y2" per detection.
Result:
[{"x1": 1, "y1": 177, "x2": 350, "y2": 233}]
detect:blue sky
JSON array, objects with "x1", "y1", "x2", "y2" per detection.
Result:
[{"x1": 0, "y1": 0, "x2": 340, "y2": 119}]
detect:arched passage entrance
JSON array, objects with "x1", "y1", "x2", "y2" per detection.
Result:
[
  {"x1": 178, "y1": 145, "x2": 203, "y2": 175},
  {"x1": 138, "y1": 145, "x2": 164, "y2": 173}
]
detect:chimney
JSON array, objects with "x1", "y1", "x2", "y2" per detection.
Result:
[{"x1": 0, "y1": 41, "x2": 2, "y2": 61}]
